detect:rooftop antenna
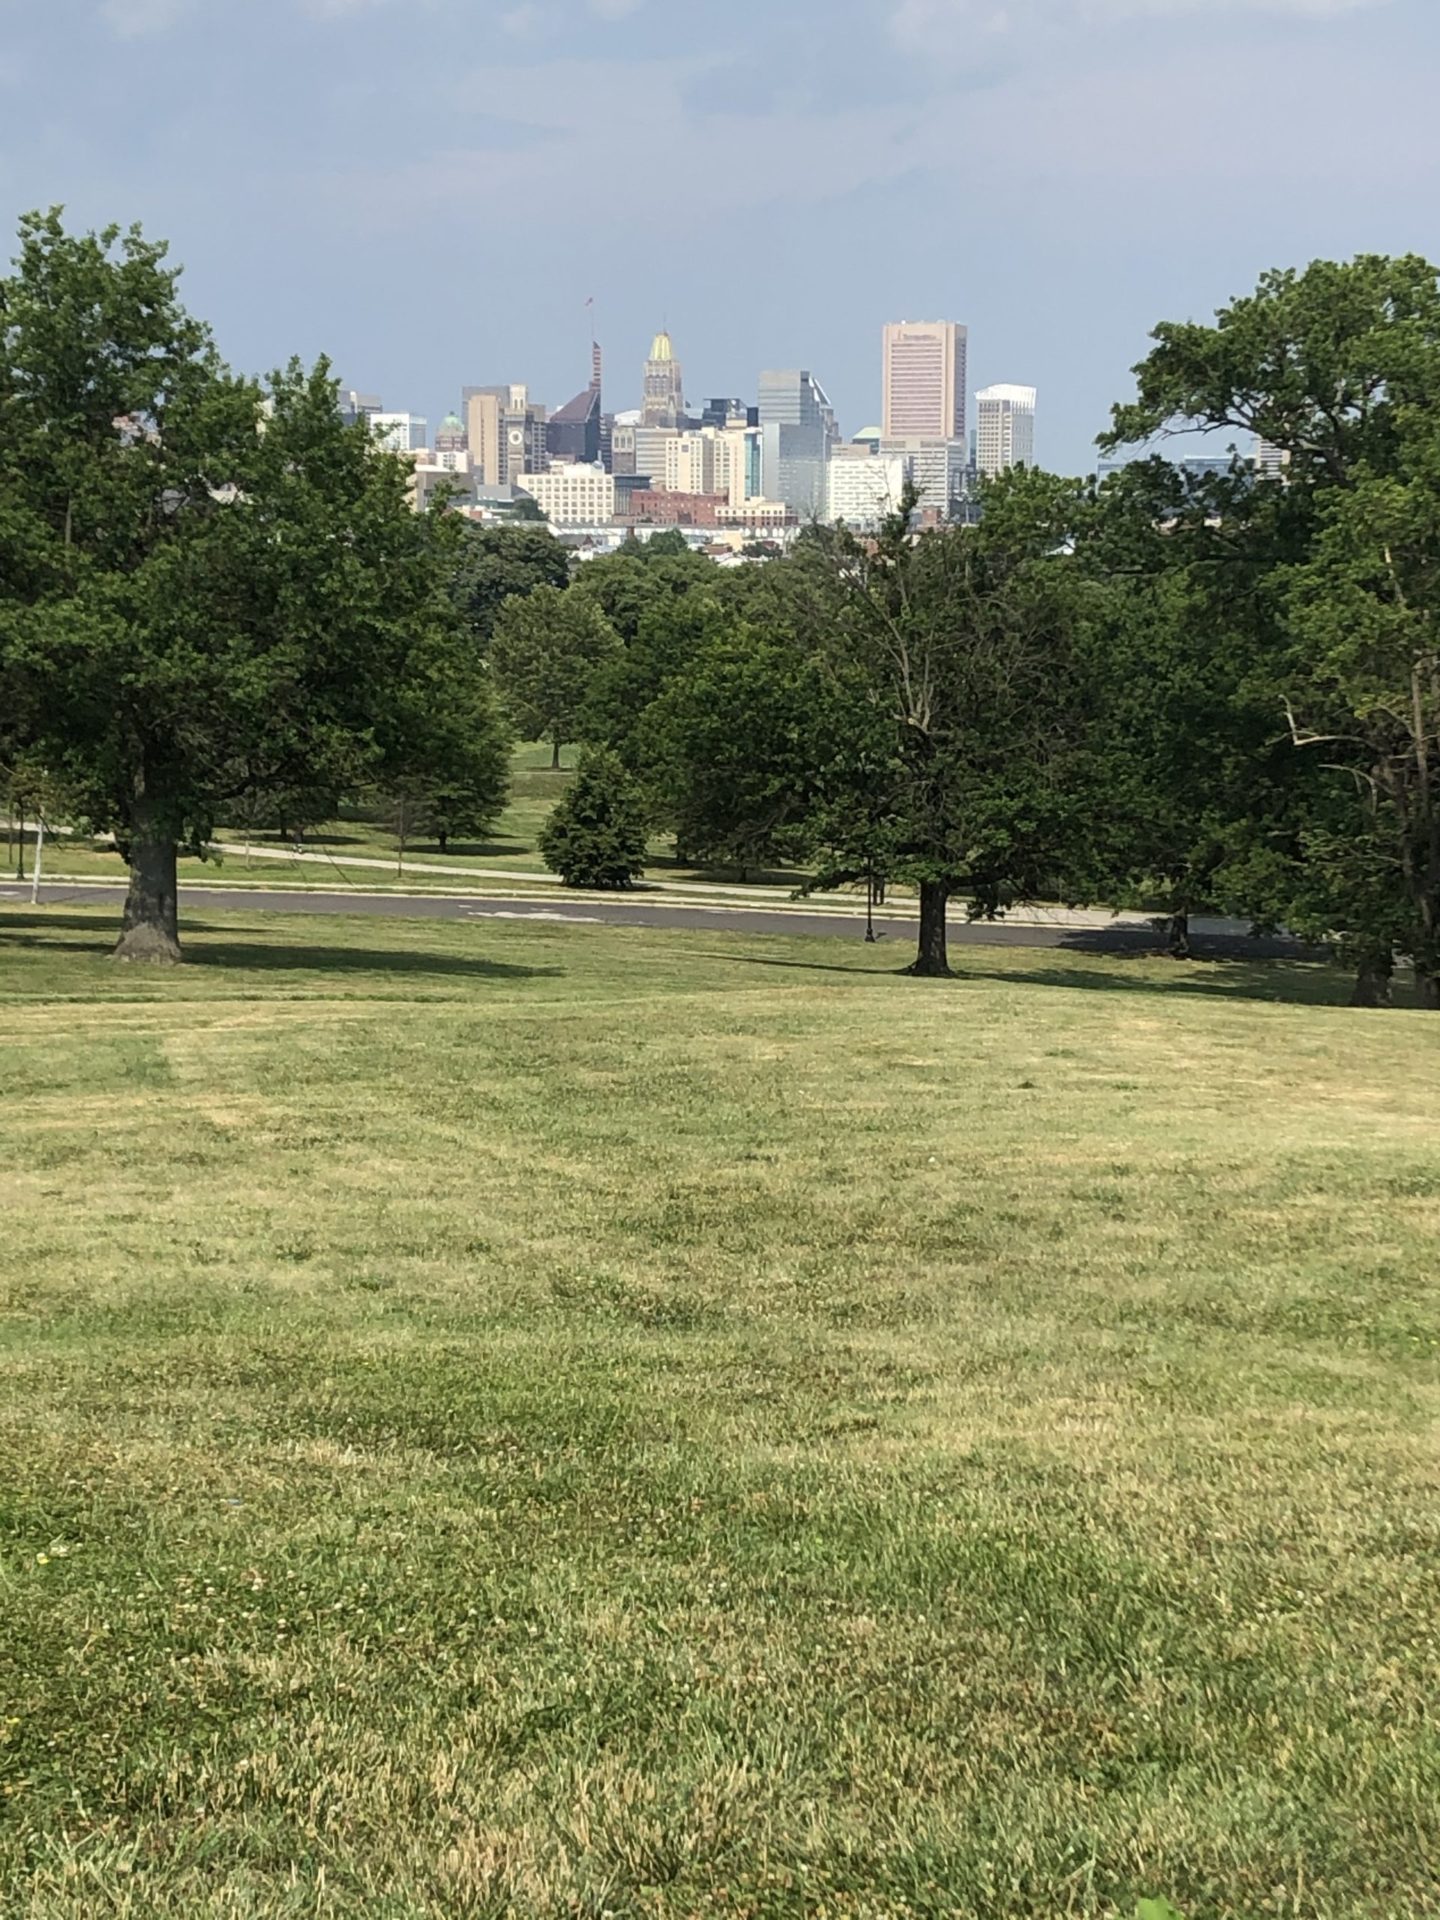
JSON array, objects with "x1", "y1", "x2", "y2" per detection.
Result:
[{"x1": 587, "y1": 296, "x2": 602, "y2": 394}]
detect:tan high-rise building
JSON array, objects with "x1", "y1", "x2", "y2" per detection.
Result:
[
  {"x1": 882, "y1": 321, "x2": 968, "y2": 444},
  {"x1": 464, "y1": 384, "x2": 548, "y2": 488}
]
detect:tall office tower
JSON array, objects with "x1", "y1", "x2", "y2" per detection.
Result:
[
  {"x1": 1254, "y1": 436, "x2": 1291, "y2": 479},
  {"x1": 716, "y1": 423, "x2": 762, "y2": 506},
  {"x1": 883, "y1": 321, "x2": 968, "y2": 445},
  {"x1": 642, "y1": 330, "x2": 686, "y2": 429},
  {"x1": 758, "y1": 370, "x2": 837, "y2": 516},
  {"x1": 464, "y1": 385, "x2": 549, "y2": 488},
  {"x1": 975, "y1": 384, "x2": 1036, "y2": 477}
]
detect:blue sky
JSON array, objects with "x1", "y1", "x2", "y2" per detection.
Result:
[{"x1": 1, "y1": 0, "x2": 1436, "y2": 469}]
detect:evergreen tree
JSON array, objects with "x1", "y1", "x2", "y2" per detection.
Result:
[{"x1": 539, "y1": 749, "x2": 648, "y2": 888}]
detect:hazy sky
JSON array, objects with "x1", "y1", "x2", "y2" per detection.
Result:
[{"x1": 2, "y1": 0, "x2": 1436, "y2": 469}]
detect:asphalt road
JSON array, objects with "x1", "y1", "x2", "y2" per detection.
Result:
[{"x1": 8, "y1": 882, "x2": 1307, "y2": 959}]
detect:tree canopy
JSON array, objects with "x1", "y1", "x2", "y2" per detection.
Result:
[
  {"x1": 0, "y1": 208, "x2": 480, "y2": 960},
  {"x1": 489, "y1": 583, "x2": 621, "y2": 769},
  {"x1": 1103, "y1": 251, "x2": 1440, "y2": 1002}
]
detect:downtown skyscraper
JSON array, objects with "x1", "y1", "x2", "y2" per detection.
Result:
[
  {"x1": 882, "y1": 321, "x2": 968, "y2": 446},
  {"x1": 879, "y1": 321, "x2": 970, "y2": 520},
  {"x1": 758, "y1": 369, "x2": 837, "y2": 516}
]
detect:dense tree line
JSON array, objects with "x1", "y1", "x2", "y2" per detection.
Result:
[{"x1": 5, "y1": 211, "x2": 1438, "y2": 1000}]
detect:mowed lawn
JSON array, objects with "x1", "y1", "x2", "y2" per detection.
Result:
[
  {"x1": 26, "y1": 741, "x2": 810, "y2": 890},
  {"x1": 1, "y1": 909, "x2": 1437, "y2": 1920}
]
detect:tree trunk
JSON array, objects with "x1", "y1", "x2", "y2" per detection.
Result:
[
  {"x1": 907, "y1": 881, "x2": 953, "y2": 977},
  {"x1": 1166, "y1": 910, "x2": 1191, "y2": 960},
  {"x1": 1349, "y1": 948, "x2": 1394, "y2": 1008},
  {"x1": 438, "y1": 830, "x2": 449, "y2": 854},
  {"x1": 551, "y1": 737, "x2": 562, "y2": 770},
  {"x1": 113, "y1": 828, "x2": 181, "y2": 963}
]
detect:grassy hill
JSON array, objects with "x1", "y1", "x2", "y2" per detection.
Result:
[{"x1": 2, "y1": 908, "x2": 1437, "y2": 1918}]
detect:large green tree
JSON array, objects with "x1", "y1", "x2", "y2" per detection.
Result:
[
  {"x1": 642, "y1": 627, "x2": 835, "y2": 879},
  {"x1": 450, "y1": 522, "x2": 570, "y2": 646},
  {"x1": 489, "y1": 583, "x2": 620, "y2": 769},
  {"x1": 791, "y1": 474, "x2": 1104, "y2": 976},
  {"x1": 1080, "y1": 461, "x2": 1314, "y2": 959},
  {"x1": 1282, "y1": 469, "x2": 1440, "y2": 1000},
  {"x1": 1104, "y1": 252, "x2": 1440, "y2": 1002},
  {"x1": 0, "y1": 209, "x2": 463, "y2": 961},
  {"x1": 371, "y1": 623, "x2": 511, "y2": 857}
]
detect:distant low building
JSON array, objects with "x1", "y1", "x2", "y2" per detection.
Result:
[
  {"x1": 1095, "y1": 452, "x2": 1250, "y2": 484},
  {"x1": 826, "y1": 448, "x2": 908, "y2": 530},
  {"x1": 634, "y1": 426, "x2": 679, "y2": 488},
  {"x1": 410, "y1": 463, "x2": 473, "y2": 512},
  {"x1": 622, "y1": 490, "x2": 721, "y2": 528},
  {"x1": 516, "y1": 462, "x2": 614, "y2": 526},
  {"x1": 878, "y1": 437, "x2": 970, "y2": 519},
  {"x1": 716, "y1": 497, "x2": 799, "y2": 537}
]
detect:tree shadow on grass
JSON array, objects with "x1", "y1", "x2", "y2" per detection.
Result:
[
  {"x1": 698, "y1": 942, "x2": 1353, "y2": 1008},
  {"x1": 957, "y1": 957, "x2": 1351, "y2": 1007},
  {"x1": 0, "y1": 914, "x2": 559, "y2": 982},
  {"x1": 187, "y1": 940, "x2": 559, "y2": 981}
]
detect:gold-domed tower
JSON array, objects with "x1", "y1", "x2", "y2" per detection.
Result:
[{"x1": 642, "y1": 329, "x2": 685, "y2": 429}]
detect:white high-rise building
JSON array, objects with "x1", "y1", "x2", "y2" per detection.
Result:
[
  {"x1": 371, "y1": 412, "x2": 428, "y2": 455},
  {"x1": 975, "y1": 386, "x2": 1036, "y2": 478},
  {"x1": 664, "y1": 430, "x2": 722, "y2": 496}
]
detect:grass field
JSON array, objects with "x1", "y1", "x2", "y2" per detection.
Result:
[
  {"x1": 16, "y1": 742, "x2": 810, "y2": 892},
  {"x1": 2, "y1": 907, "x2": 1438, "y2": 1919}
]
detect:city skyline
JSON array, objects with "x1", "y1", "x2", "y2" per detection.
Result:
[{"x1": 2, "y1": 2, "x2": 1434, "y2": 475}]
